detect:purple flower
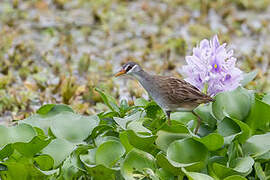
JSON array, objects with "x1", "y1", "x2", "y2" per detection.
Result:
[{"x1": 181, "y1": 35, "x2": 242, "y2": 96}]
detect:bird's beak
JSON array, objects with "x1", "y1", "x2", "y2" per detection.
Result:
[{"x1": 115, "y1": 69, "x2": 126, "y2": 77}]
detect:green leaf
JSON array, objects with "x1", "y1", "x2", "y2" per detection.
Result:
[
  {"x1": 42, "y1": 138, "x2": 75, "y2": 168},
  {"x1": 156, "y1": 152, "x2": 183, "y2": 175},
  {"x1": 20, "y1": 104, "x2": 74, "y2": 134},
  {"x1": 230, "y1": 156, "x2": 254, "y2": 174},
  {"x1": 113, "y1": 111, "x2": 145, "y2": 130},
  {"x1": 217, "y1": 117, "x2": 241, "y2": 144},
  {"x1": 171, "y1": 112, "x2": 196, "y2": 125},
  {"x1": 36, "y1": 104, "x2": 56, "y2": 115},
  {"x1": 262, "y1": 93, "x2": 270, "y2": 105},
  {"x1": 95, "y1": 135, "x2": 120, "y2": 147},
  {"x1": 127, "y1": 118, "x2": 151, "y2": 133},
  {"x1": 193, "y1": 133, "x2": 224, "y2": 151},
  {"x1": 13, "y1": 136, "x2": 51, "y2": 157},
  {"x1": 155, "y1": 124, "x2": 190, "y2": 152},
  {"x1": 167, "y1": 138, "x2": 208, "y2": 171},
  {"x1": 125, "y1": 130, "x2": 156, "y2": 152},
  {"x1": 134, "y1": 98, "x2": 149, "y2": 107},
  {"x1": 95, "y1": 88, "x2": 119, "y2": 113},
  {"x1": 240, "y1": 70, "x2": 258, "y2": 86},
  {"x1": 212, "y1": 87, "x2": 252, "y2": 121},
  {"x1": 119, "y1": 131, "x2": 133, "y2": 153},
  {"x1": 80, "y1": 148, "x2": 119, "y2": 179},
  {"x1": 21, "y1": 115, "x2": 52, "y2": 134},
  {"x1": 37, "y1": 104, "x2": 74, "y2": 116},
  {"x1": 156, "y1": 168, "x2": 175, "y2": 180},
  {"x1": 256, "y1": 150, "x2": 270, "y2": 161},
  {"x1": 0, "y1": 123, "x2": 36, "y2": 148},
  {"x1": 84, "y1": 164, "x2": 116, "y2": 180},
  {"x1": 211, "y1": 162, "x2": 237, "y2": 178},
  {"x1": 224, "y1": 175, "x2": 247, "y2": 180},
  {"x1": 209, "y1": 156, "x2": 253, "y2": 179},
  {"x1": 217, "y1": 117, "x2": 252, "y2": 144},
  {"x1": 80, "y1": 148, "x2": 97, "y2": 165},
  {"x1": 0, "y1": 161, "x2": 48, "y2": 180},
  {"x1": 144, "y1": 101, "x2": 163, "y2": 120},
  {"x1": 243, "y1": 133, "x2": 270, "y2": 157},
  {"x1": 195, "y1": 104, "x2": 217, "y2": 128},
  {"x1": 91, "y1": 124, "x2": 113, "y2": 139},
  {"x1": 50, "y1": 112, "x2": 99, "y2": 143},
  {"x1": 254, "y1": 162, "x2": 266, "y2": 180},
  {"x1": 80, "y1": 150, "x2": 117, "y2": 179},
  {"x1": 231, "y1": 118, "x2": 252, "y2": 143},
  {"x1": 121, "y1": 149, "x2": 156, "y2": 180},
  {"x1": 34, "y1": 155, "x2": 54, "y2": 171},
  {"x1": 246, "y1": 98, "x2": 270, "y2": 133},
  {"x1": 95, "y1": 140, "x2": 125, "y2": 168},
  {"x1": 56, "y1": 155, "x2": 82, "y2": 180},
  {"x1": 0, "y1": 144, "x2": 13, "y2": 160},
  {"x1": 182, "y1": 167, "x2": 214, "y2": 180}
]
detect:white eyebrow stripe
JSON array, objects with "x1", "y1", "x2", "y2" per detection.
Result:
[
  {"x1": 128, "y1": 64, "x2": 137, "y2": 72},
  {"x1": 124, "y1": 65, "x2": 129, "y2": 71}
]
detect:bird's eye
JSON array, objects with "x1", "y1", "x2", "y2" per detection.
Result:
[{"x1": 126, "y1": 65, "x2": 132, "y2": 72}]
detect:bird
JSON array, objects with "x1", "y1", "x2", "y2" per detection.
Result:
[{"x1": 115, "y1": 62, "x2": 214, "y2": 134}]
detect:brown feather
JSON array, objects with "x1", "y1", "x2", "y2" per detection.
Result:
[{"x1": 152, "y1": 75, "x2": 213, "y2": 110}]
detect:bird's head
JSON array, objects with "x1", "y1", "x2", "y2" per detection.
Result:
[{"x1": 115, "y1": 62, "x2": 142, "y2": 77}]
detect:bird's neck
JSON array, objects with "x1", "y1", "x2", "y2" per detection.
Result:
[{"x1": 132, "y1": 70, "x2": 152, "y2": 87}]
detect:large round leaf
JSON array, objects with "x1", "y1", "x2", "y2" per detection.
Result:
[
  {"x1": 193, "y1": 133, "x2": 224, "y2": 151},
  {"x1": 230, "y1": 156, "x2": 254, "y2": 174},
  {"x1": 127, "y1": 118, "x2": 151, "y2": 133},
  {"x1": 212, "y1": 87, "x2": 252, "y2": 121},
  {"x1": 182, "y1": 167, "x2": 214, "y2": 180},
  {"x1": 243, "y1": 133, "x2": 270, "y2": 157},
  {"x1": 50, "y1": 112, "x2": 99, "y2": 143},
  {"x1": 0, "y1": 161, "x2": 49, "y2": 180},
  {"x1": 21, "y1": 105, "x2": 74, "y2": 134},
  {"x1": 156, "y1": 168, "x2": 175, "y2": 180},
  {"x1": 80, "y1": 148, "x2": 97, "y2": 165},
  {"x1": 217, "y1": 117, "x2": 241, "y2": 144},
  {"x1": 125, "y1": 130, "x2": 156, "y2": 152},
  {"x1": 224, "y1": 175, "x2": 247, "y2": 180},
  {"x1": 240, "y1": 70, "x2": 258, "y2": 86},
  {"x1": 246, "y1": 98, "x2": 270, "y2": 132},
  {"x1": 119, "y1": 131, "x2": 134, "y2": 153},
  {"x1": 42, "y1": 138, "x2": 75, "y2": 168},
  {"x1": 209, "y1": 156, "x2": 253, "y2": 179},
  {"x1": 113, "y1": 111, "x2": 145, "y2": 130},
  {"x1": 171, "y1": 112, "x2": 196, "y2": 125},
  {"x1": 0, "y1": 123, "x2": 36, "y2": 148},
  {"x1": 34, "y1": 155, "x2": 54, "y2": 171},
  {"x1": 262, "y1": 93, "x2": 270, "y2": 105},
  {"x1": 80, "y1": 158, "x2": 116, "y2": 180},
  {"x1": 121, "y1": 149, "x2": 156, "y2": 180},
  {"x1": 167, "y1": 138, "x2": 208, "y2": 171},
  {"x1": 37, "y1": 104, "x2": 74, "y2": 115},
  {"x1": 13, "y1": 136, "x2": 51, "y2": 157},
  {"x1": 155, "y1": 124, "x2": 190, "y2": 152},
  {"x1": 195, "y1": 104, "x2": 217, "y2": 128},
  {"x1": 156, "y1": 152, "x2": 183, "y2": 175},
  {"x1": 95, "y1": 140, "x2": 125, "y2": 168}
]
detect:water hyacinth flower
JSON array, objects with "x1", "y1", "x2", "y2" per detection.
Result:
[{"x1": 181, "y1": 35, "x2": 242, "y2": 96}]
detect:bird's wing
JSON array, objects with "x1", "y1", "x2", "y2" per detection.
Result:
[{"x1": 155, "y1": 76, "x2": 213, "y2": 104}]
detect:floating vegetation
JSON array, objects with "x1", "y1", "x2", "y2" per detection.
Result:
[{"x1": 0, "y1": 0, "x2": 269, "y2": 124}]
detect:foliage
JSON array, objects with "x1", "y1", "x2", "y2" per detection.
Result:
[
  {"x1": 1, "y1": 0, "x2": 270, "y2": 123},
  {"x1": 0, "y1": 87, "x2": 269, "y2": 180}
]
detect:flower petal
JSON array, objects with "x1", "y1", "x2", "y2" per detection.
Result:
[{"x1": 181, "y1": 35, "x2": 242, "y2": 96}]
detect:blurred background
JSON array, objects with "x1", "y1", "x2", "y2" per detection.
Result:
[{"x1": 0, "y1": 0, "x2": 270, "y2": 125}]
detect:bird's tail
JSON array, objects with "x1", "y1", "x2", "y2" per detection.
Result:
[{"x1": 203, "y1": 95, "x2": 215, "y2": 103}]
